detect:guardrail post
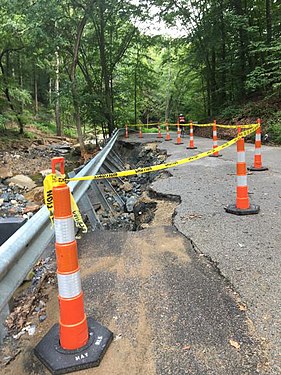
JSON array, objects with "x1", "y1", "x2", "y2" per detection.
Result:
[{"x1": 35, "y1": 157, "x2": 113, "y2": 374}]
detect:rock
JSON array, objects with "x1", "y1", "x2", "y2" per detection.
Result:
[
  {"x1": 121, "y1": 182, "x2": 133, "y2": 192},
  {"x1": 157, "y1": 155, "x2": 166, "y2": 162},
  {"x1": 24, "y1": 187, "x2": 44, "y2": 204},
  {"x1": 126, "y1": 196, "x2": 138, "y2": 212},
  {"x1": 111, "y1": 180, "x2": 119, "y2": 187},
  {"x1": 40, "y1": 169, "x2": 52, "y2": 178},
  {"x1": 23, "y1": 203, "x2": 41, "y2": 214},
  {"x1": 0, "y1": 166, "x2": 13, "y2": 179},
  {"x1": 7, "y1": 175, "x2": 36, "y2": 191},
  {"x1": 0, "y1": 198, "x2": 4, "y2": 206},
  {"x1": 2, "y1": 192, "x2": 10, "y2": 202},
  {"x1": 39, "y1": 315, "x2": 47, "y2": 322}
]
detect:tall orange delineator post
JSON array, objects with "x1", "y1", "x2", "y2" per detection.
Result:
[
  {"x1": 125, "y1": 124, "x2": 129, "y2": 138},
  {"x1": 186, "y1": 120, "x2": 197, "y2": 149},
  {"x1": 209, "y1": 120, "x2": 222, "y2": 157},
  {"x1": 248, "y1": 119, "x2": 268, "y2": 171},
  {"x1": 165, "y1": 122, "x2": 171, "y2": 141},
  {"x1": 225, "y1": 129, "x2": 260, "y2": 215},
  {"x1": 139, "y1": 126, "x2": 143, "y2": 139},
  {"x1": 175, "y1": 123, "x2": 183, "y2": 145},
  {"x1": 157, "y1": 124, "x2": 163, "y2": 139},
  {"x1": 35, "y1": 157, "x2": 113, "y2": 374}
]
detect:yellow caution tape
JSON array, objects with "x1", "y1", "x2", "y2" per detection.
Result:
[
  {"x1": 43, "y1": 174, "x2": 87, "y2": 233},
  {"x1": 44, "y1": 123, "x2": 258, "y2": 230},
  {"x1": 65, "y1": 124, "x2": 258, "y2": 183},
  {"x1": 127, "y1": 122, "x2": 258, "y2": 129}
]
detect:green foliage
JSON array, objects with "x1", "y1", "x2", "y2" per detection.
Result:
[
  {"x1": 0, "y1": 114, "x2": 7, "y2": 130},
  {"x1": 0, "y1": 0, "x2": 280, "y2": 143},
  {"x1": 266, "y1": 112, "x2": 281, "y2": 144},
  {"x1": 36, "y1": 121, "x2": 57, "y2": 134}
]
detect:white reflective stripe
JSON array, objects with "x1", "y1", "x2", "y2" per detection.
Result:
[
  {"x1": 190, "y1": 136, "x2": 194, "y2": 140},
  {"x1": 237, "y1": 151, "x2": 245, "y2": 163},
  {"x1": 54, "y1": 218, "x2": 75, "y2": 244},
  {"x1": 213, "y1": 141, "x2": 218, "y2": 147},
  {"x1": 213, "y1": 131, "x2": 217, "y2": 137},
  {"x1": 190, "y1": 129, "x2": 193, "y2": 134},
  {"x1": 255, "y1": 149, "x2": 261, "y2": 155},
  {"x1": 237, "y1": 175, "x2": 247, "y2": 186},
  {"x1": 255, "y1": 134, "x2": 261, "y2": 141},
  {"x1": 57, "y1": 270, "x2": 82, "y2": 299}
]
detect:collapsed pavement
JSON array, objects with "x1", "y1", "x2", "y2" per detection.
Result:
[{"x1": 0, "y1": 137, "x2": 269, "y2": 375}]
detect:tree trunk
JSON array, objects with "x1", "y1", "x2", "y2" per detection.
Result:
[
  {"x1": 70, "y1": 14, "x2": 88, "y2": 157},
  {"x1": 165, "y1": 43, "x2": 171, "y2": 122},
  {"x1": 265, "y1": 0, "x2": 272, "y2": 45},
  {"x1": 34, "y1": 68, "x2": 38, "y2": 116},
  {"x1": 49, "y1": 78, "x2": 52, "y2": 106},
  {"x1": 97, "y1": 0, "x2": 114, "y2": 135},
  {"x1": 219, "y1": 0, "x2": 226, "y2": 102},
  {"x1": 55, "y1": 49, "x2": 62, "y2": 136},
  {"x1": 0, "y1": 55, "x2": 24, "y2": 134}
]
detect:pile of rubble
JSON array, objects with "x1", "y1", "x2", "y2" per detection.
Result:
[
  {"x1": 0, "y1": 141, "x2": 82, "y2": 219},
  {"x1": 98, "y1": 142, "x2": 167, "y2": 231}
]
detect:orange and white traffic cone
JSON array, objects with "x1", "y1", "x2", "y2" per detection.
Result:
[
  {"x1": 248, "y1": 119, "x2": 268, "y2": 171},
  {"x1": 175, "y1": 124, "x2": 183, "y2": 145},
  {"x1": 165, "y1": 123, "x2": 171, "y2": 141},
  {"x1": 35, "y1": 157, "x2": 113, "y2": 373},
  {"x1": 186, "y1": 121, "x2": 197, "y2": 149},
  {"x1": 125, "y1": 124, "x2": 129, "y2": 138},
  {"x1": 209, "y1": 120, "x2": 222, "y2": 157},
  {"x1": 225, "y1": 129, "x2": 260, "y2": 215},
  {"x1": 139, "y1": 126, "x2": 143, "y2": 139},
  {"x1": 157, "y1": 125, "x2": 163, "y2": 139}
]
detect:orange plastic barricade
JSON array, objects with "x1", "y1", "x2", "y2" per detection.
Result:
[
  {"x1": 125, "y1": 124, "x2": 129, "y2": 138},
  {"x1": 209, "y1": 120, "x2": 222, "y2": 157},
  {"x1": 186, "y1": 120, "x2": 197, "y2": 149},
  {"x1": 225, "y1": 129, "x2": 260, "y2": 215},
  {"x1": 248, "y1": 119, "x2": 268, "y2": 171},
  {"x1": 35, "y1": 157, "x2": 113, "y2": 374},
  {"x1": 165, "y1": 123, "x2": 171, "y2": 141},
  {"x1": 175, "y1": 123, "x2": 183, "y2": 145},
  {"x1": 157, "y1": 125, "x2": 163, "y2": 139}
]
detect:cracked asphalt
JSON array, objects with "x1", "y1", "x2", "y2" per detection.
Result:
[
  {"x1": 143, "y1": 131, "x2": 281, "y2": 374},
  {"x1": 1, "y1": 131, "x2": 279, "y2": 375}
]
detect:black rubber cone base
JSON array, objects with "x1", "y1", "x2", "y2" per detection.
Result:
[
  {"x1": 175, "y1": 142, "x2": 184, "y2": 145},
  {"x1": 186, "y1": 146, "x2": 197, "y2": 149},
  {"x1": 225, "y1": 204, "x2": 260, "y2": 215},
  {"x1": 248, "y1": 166, "x2": 268, "y2": 172},
  {"x1": 209, "y1": 154, "x2": 222, "y2": 157},
  {"x1": 165, "y1": 139, "x2": 172, "y2": 141},
  {"x1": 34, "y1": 317, "x2": 113, "y2": 375}
]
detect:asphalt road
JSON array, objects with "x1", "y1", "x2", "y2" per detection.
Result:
[
  {"x1": 1, "y1": 131, "x2": 279, "y2": 375},
  {"x1": 142, "y1": 131, "x2": 281, "y2": 374}
]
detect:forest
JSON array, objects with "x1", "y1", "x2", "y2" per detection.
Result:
[{"x1": 0, "y1": 0, "x2": 280, "y2": 154}]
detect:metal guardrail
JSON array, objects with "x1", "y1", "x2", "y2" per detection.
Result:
[{"x1": 0, "y1": 129, "x2": 121, "y2": 326}]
